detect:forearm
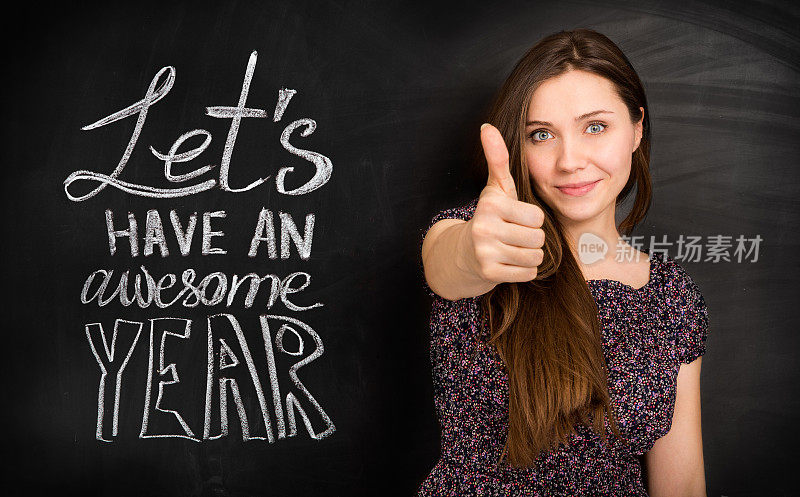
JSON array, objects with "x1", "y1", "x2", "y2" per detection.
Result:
[{"x1": 422, "y1": 220, "x2": 495, "y2": 301}]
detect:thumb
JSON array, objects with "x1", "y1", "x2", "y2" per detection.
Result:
[{"x1": 481, "y1": 123, "x2": 517, "y2": 200}]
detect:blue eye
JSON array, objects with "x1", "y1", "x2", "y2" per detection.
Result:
[
  {"x1": 586, "y1": 122, "x2": 606, "y2": 134},
  {"x1": 528, "y1": 122, "x2": 608, "y2": 144},
  {"x1": 531, "y1": 130, "x2": 552, "y2": 142}
]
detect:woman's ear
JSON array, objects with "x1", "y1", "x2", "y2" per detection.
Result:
[{"x1": 632, "y1": 106, "x2": 644, "y2": 153}]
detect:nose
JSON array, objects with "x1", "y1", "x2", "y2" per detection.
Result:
[{"x1": 555, "y1": 135, "x2": 587, "y2": 173}]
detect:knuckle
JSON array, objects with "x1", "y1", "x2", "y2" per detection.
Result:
[
  {"x1": 531, "y1": 205, "x2": 545, "y2": 226},
  {"x1": 535, "y1": 229, "x2": 545, "y2": 247},
  {"x1": 481, "y1": 195, "x2": 501, "y2": 213},
  {"x1": 474, "y1": 244, "x2": 491, "y2": 264},
  {"x1": 476, "y1": 260, "x2": 493, "y2": 281},
  {"x1": 471, "y1": 219, "x2": 490, "y2": 239}
]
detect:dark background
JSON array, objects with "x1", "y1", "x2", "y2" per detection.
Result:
[{"x1": 3, "y1": 0, "x2": 799, "y2": 495}]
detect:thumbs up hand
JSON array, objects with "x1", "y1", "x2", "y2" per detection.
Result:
[
  {"x1": 459, "y1": 124, "x2": 546, "y2": 285},
  {"x1": 482, "y1": 122, "x2": 519, "y2": 201}
]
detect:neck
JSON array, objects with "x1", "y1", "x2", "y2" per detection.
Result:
[{"x1": 556, "y1": 206, "x2": 624, "y2": 267}]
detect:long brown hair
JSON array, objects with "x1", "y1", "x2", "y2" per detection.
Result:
[{"x1": 476, "y1": 28, "x2": 653, "y2": 467}]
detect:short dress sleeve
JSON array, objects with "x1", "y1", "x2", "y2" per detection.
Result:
[
  {"x1": 667, "y1": 261, "x2": 710, "y2": 364},
  {"x1": 418, "y1": 197, "x2": 480, "y2": 300}
]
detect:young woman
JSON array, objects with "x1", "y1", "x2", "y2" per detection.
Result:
[{"x1": 418, "y1": 29, "x2": 709, "y2": 496}]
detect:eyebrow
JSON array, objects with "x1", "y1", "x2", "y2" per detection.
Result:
[{"x1": 526, "y1": 109, "x2": 614, "y2": 127}]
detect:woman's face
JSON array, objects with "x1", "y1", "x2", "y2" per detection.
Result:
[{"x1": 524, "y1": 69, "x2": 643, "y2": 226}]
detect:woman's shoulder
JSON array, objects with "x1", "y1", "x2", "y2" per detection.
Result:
[
  {"x1": 653, "y1": 251, "x2": 706, "y2": 301},
  {"x1": 652, "y1": 251, "x2": 710, "y2": 363}
]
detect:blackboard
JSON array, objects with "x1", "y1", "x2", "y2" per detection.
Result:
[{"x1": 4, "y1": 0, "x2": 799, "y2": 495}]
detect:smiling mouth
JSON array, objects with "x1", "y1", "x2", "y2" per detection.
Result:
[{"x1": 556, "y1": 180, "x2": 600, "y2": 197}]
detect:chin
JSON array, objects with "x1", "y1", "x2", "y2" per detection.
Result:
[{"x1": 556, "y1": 203, "x2": 602, "y2": 223}]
